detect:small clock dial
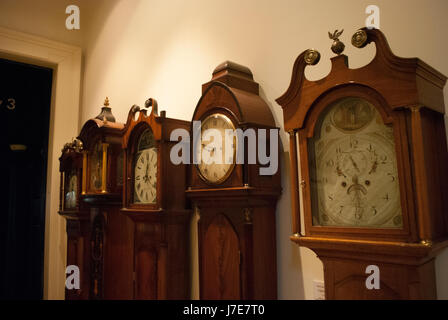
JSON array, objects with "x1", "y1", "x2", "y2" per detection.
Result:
[
  {"x1": 65, "y1": 172, "x2": 78, "y2": 209},
  {"x1": 90, "y1": 140, "x2": 103, "y2": 191},
  {"x1": 195, "y1": 113, "x2": 237, "y2": 184},
  {"x1": 308, "y1": 97, "x2": 403, "y2": 228},
  {"x1": 133, "y1": 129, "x2": 157, "y2": 204}
]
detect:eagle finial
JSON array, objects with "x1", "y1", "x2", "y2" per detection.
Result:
[{"x1": 329, "y1": 29, "x2": 345, "y2": 55}]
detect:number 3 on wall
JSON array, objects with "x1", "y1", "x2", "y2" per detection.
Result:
[{"x1": 2, "y1": 98, "x2": 16, "y2": 110}]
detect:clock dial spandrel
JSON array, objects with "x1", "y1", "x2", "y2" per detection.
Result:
[{"x1": 308, "y1": 97, "x2": 403, "y2": 228}]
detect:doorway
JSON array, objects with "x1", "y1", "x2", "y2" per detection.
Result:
[{"x1": 0, "y1": 58, "x2": 52, "y2": 299}]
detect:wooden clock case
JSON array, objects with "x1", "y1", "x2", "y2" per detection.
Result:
[
  {"x1": 58, "y1": 138, "x2": 89, "y2": 300},
  {"x1": 276, "y1": 28, "x2": 448, "y2": 299},
  {"x1": 77, "y1": 102, "x2": 134, "y2": 299},
  {"x1": 187, "y1": 61, "x2": 282, "y2": 299},
  {"x1": 121, "y1": 100, "x2": 191, "y2": 299}
]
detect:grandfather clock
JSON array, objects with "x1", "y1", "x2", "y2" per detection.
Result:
[
  {"x1": 58, "y1": 138, "x2": 89, "y2": 299},
  {"x1": 121, "y1": 99, "x2": 191, "y2": 299},
  {"x1": 78, "y1": 98, "x2": 133, "y2": 299},
  {"x1": 276, "y1": 28, "x2": 448, "y2": 299},
  {"x1": 187, "y1": 61, "x2": 282, "y2": 299}
]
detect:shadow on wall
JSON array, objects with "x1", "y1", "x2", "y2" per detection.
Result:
[
  {"x1": 276, "y1": 150, "x2": 306, "y2": 299},
  {"x1": 436, "y1": 246, "x2": 448, "y2": 299},
  {"x1": 260, "y1": 84, "x2": 322, "y2": 299}
]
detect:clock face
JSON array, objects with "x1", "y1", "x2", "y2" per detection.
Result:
[
  {"x1": 195, "y1": 113, "x2": 237, "y2": 184},
  {"x1": 90, "y1": 140, "x2": 103, "y2": 191},
  {"x1": 133, "y1": 128, "x2": 157, "y2": 204},
  {"x1": 308, "y1": 97, "x2": 403, "y2": 228},
  {"x1": 65, "y1": 172, "x2": 77, "y2": 209}
]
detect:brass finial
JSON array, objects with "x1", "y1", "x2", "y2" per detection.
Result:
[
  {"x1": 329, "y1": 29, "x2": 345, "y2": 55},
  {"x1": 95, "y1": 96, "x2": 116, "y2": 122},
  {"x1": 352, "y1": 29, "x2": 368, "y2": 48},
  {"x1": 304, "y1": 49, "x2": 321, "y2": 65}
]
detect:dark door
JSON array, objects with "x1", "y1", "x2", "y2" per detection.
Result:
[{"x1": 0, "y1": 58, "x2": 52, "y2": 299}]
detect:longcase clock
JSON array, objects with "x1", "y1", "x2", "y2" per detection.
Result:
[
  {"x1": 187, "y1": 61, "x2": 282, "y2": 299},
  {"x1": 121, "y1": 98, "x2": 191, "y2": 299},
  {"x1": 78, "y1": 98, "x2": 134, "y2": 299},
  {"x1": 58, "y1": 138, "x2": 89, "y2": 300},
  {"x1": 276, "y1": 28, "x2": 448, "y2": 299}
]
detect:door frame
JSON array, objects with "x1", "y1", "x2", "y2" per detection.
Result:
[{"x1": 0, "y1": 26, "x2": 82, "y2": 300}]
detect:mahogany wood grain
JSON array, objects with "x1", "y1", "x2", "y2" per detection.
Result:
[
  {"x1": 121, "y1": 103, "x2": 192, "y2": 300},
  {"x1": 202, "y1": 214, "x2": 241, "y2": 299}
]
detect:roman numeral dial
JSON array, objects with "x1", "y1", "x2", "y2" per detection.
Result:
[
  {"x1": 133, "y1": 128, "x2": 158, "y2": 204},
  {"x1": 134, "y1": 148, "x2": 157, "y2": 204}
]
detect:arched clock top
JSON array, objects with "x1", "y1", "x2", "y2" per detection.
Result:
[
  {"x1": 193, "y1": 61, "x2": 276, "y2": 129},
  {"x1": 277, "y1": 27, "x2": 447, "y2": 132}
]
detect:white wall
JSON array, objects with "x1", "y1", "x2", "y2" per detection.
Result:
[
  {"x1": 0, "y1": 0, "x2": 84, "y2": 47},
  {"x1": 1, "y1": 0, "x2": 448, "y2": 299}
]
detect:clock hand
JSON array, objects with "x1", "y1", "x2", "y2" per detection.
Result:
[
  {"x1": 369, "y1": 160, "x2": 378, "y2": 174},
  {"x1": 336, "y1": 165, "x2": 346, "y2": 178},
  {"x1": 145, "y1": 160, "x2": 150, "y2": 182},
  {"x1": 349, "y1": 155, "x2": 360, "y2": 172}
]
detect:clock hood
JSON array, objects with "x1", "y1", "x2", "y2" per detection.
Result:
[
  {"x1": 193, "y1": 61, "x2": 277, "y2": 129},
  {"x1": 276, "y1": 27, "x2": 447, "y2": 132}
]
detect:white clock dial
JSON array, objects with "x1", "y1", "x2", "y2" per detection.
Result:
[
  {"x1": 134, "y1": 148, "x2": 157, "y2": 204},
  {"x1": 309, "y1": 97, "x2": 403, "y2": 228},
  {"x1": 195, "y1": 113, "x2": 237, "y2": 184}
]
